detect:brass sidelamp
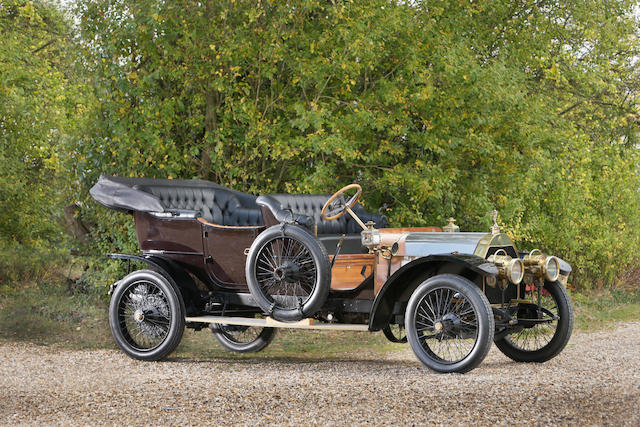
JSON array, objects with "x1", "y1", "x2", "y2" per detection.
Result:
[
  {"x1": 522, "y1": 249, "x2": 560, "y2": 282},
  {"x1": 487, "y1": 249, "x2": 524, "y2": 286}
]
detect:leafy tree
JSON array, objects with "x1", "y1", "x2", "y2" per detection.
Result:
[
  {"x1": 0, "y1": 1, "x2": 79, "y2": 247},
  {"x1": 72, "y1": 0, "x2": 640, "y2": 288}
]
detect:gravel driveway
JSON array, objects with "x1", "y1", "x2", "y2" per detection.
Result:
[{"x1": 1, "y1": 322, "x2": 639, "y2": 426}]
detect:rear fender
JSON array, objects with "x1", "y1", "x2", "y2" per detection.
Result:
[
  {"x1": 107, "y1": 253, "x2": 203, "y2": 315},
  {"x1": 368, "y1": 254, "x2": 498, "y2": 331}
]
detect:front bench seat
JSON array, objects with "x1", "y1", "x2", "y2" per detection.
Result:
[
  {"x1": 256, "y1": 195, "x2": 315, "y2": 230},
  {"x1": 257, "y1": 194, "x2": 387, "y2": 235}
]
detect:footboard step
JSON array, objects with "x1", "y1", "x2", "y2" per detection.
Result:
[{"x1": 185, "y1": 315, "x2": 370, "y2": 331}]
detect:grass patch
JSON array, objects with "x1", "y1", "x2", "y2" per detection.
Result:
[
  {"x1": 0, "y1": 282, "x2": 402, "y2": 359},
  {"x1": 570, "y1": 288, "x2": 640, "y2": 330},
  {"x1": 0, "y1": 282, "x2": 113, "y2": 349}
]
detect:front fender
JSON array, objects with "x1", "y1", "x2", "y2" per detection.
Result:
[{"x1": 368, "y1": 254, "x2": 498, "y2": 331}]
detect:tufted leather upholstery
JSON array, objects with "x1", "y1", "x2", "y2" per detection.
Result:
[
  {"x1": 134, "y1": 185, "x2": 264, "y2": 226},
  {"x1": 131, "y1": 183, "x2": 386, "y2": 232},
  {"x1": 267, "y1": 194, "x2": 387, "y2": 235}
]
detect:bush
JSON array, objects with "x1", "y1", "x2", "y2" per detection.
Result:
[{"x1": 0, "y1": 242, "x2": 69, "y2": 294}]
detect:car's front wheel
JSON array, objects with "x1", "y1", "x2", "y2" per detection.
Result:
[
  {"x1": 405, "y1": 274, "x2": 494, "y2": 373},
  {"x1": 109, "y1": 269, "x2": 185, "y2": 361}
]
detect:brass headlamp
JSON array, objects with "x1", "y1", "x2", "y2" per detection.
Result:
[
  {"x1": 487, "y1": 249, "x2": 524, "y2": 285},
  {"x1": 522, "y1": 249, "x2": 560, "y2": 282}
]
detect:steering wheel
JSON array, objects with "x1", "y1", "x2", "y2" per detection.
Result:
[{"x1": 321, "y1": 184, "x2": 362, "y2": 221}]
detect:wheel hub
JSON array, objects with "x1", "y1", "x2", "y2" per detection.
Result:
[
  {"x1": 434, "y1": 313, "x2": 462, "y2": 333},
  {"x1": 134, "y1": 309, "x2": 144, "y2": 322},
  {"x1": 272, "y1": 261, "x2": 300, "y2": 282}
]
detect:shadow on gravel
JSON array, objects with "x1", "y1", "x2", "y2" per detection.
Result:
[{"x1": 163, "y1": 354, "x2": 418, "y2": 369}]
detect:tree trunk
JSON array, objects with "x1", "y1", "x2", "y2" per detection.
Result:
[{"x1": 63, "y1": 203, "x2": 90, "y2": 241}]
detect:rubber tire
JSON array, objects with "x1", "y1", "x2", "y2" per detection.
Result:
[
  {"x1": 210, "y1": 324, "x2": 277, "y2": 353},
  {"x1": 405, "y1": 274, "x2": 494, "y2": 374},
  {"x1": 495, "y1": 280, "x2": 574, "y2": 363},
  {"x1": 245, "y1": 224, "x2": 331, "y2": 322},
  {"x1": 109, "y1": 269, "x2": 185, "y2": 361}
]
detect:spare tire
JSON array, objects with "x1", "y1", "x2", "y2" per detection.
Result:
[{"x1": 245, "y1": 224, "x2": 331, "y2": 322}]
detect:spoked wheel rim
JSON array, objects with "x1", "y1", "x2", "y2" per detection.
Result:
[
  {"x1": 215, "y1": 324, "x2": 265, "y2": 344},
  {"x1": 254, "y1": 236, "x2": 317, "y2": 309},
  {"x1": 413, "y1": 286, "x2": 480, "y2": 364},
  {"x1": 506, "y1": 287, "x2": 559, "y2": 351},
  {"x1": 117, "y1": 280, "x2": 172, "y2": 352}
]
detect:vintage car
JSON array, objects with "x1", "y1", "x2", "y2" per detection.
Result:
[{"x1": 90, "y1": 175, "x2": 574, "y2": 373}]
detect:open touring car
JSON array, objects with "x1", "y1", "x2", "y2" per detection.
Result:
[{"x1": 90, "y1": 176, "x2": 573, "y2": 373}]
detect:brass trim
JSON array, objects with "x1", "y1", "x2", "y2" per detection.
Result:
[
  {"x1": 345, "y1": 206, "x2": 368, "y2": 231},
  {"x1": 491, "y1": 209, "x2": 501, "y2": 234},
  {"x1": 474, "y1": 233, "x2": 518, "y2": 258},
  {"x1": 509, "y1": 298, "x2": 534, "y2": 304},
  {"x1": 523, "y1": 250, "x2": 560, "y2": 281},
  {"x1": 197, "y1": 218, "x2": 263, "y2": 230}
]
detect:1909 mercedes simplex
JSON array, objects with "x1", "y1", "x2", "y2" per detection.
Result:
[{"x1": 90, "y1": 175, "x2": 574, "y2": 373}]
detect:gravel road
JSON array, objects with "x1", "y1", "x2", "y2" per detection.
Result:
[{"x1": 1, "y1": 323, "x2": 639, "y2": 426}]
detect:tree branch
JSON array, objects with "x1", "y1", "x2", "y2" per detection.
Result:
[{"x1": 31, "y1": 38, "x2": 57, "y2": 54}]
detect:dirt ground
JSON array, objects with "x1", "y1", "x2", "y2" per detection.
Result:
[{"x1": 1, "y1": 322, "x2": 639, "y2": 426}]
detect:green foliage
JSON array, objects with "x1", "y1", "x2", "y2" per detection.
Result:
[
  {"x1": 0, "y1": 1, "x2": 80, "y2": 249},
  {"x1": 0, "y1": 279, "x2": 111, "y2": 347},
  {"x1": 0, "y1": 241, "x2": 66, "y2": 293},
  {"x1": 1, "y1": 1, "x2": 639, "y2": 290}
]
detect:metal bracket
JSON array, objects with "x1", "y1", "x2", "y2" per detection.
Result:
[{"x1": 108, "y1": 280, "x2": 121, "y2": 295}]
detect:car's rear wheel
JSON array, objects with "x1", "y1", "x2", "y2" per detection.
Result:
[
  {"x1": 495, "y1": 280, "x2": 573, "y2": 363},
  {"x1": 109, "y1": 270, "x2": 185, "y2": 361},
  {"x1": 210, "y1": 324, "x2": 276, "y2": 353},
  {"x1": 405, "y1": 274, "x2": 494, "y2": 373},
  {"x1": 382, "y1": 324, "x2": 407, "y2": 343}
]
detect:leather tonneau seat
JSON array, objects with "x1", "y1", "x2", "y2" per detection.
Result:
[{"x1": 134, "y1": 184, "x2": 264, "y2": 227}]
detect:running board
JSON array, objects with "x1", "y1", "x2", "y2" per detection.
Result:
[{"x1": 185, "y1": 315, "x2": 370, "y2": 331}]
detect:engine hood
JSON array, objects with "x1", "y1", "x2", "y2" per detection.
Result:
[{"x1": 399, "y1": 232, "x2": 517, "y2": 258}]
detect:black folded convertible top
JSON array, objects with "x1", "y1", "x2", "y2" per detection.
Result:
[{"x1": 89, "y1": 175, "x2": 236, "y2": 213}]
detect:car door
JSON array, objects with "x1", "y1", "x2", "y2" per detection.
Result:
[{"x1": 201, "y1": 221, "x2": 264, "y2": 290}]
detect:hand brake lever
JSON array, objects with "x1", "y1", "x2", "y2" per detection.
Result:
[{"x1": 330, "y1": 234, "x2": 346, "y2": 270}]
